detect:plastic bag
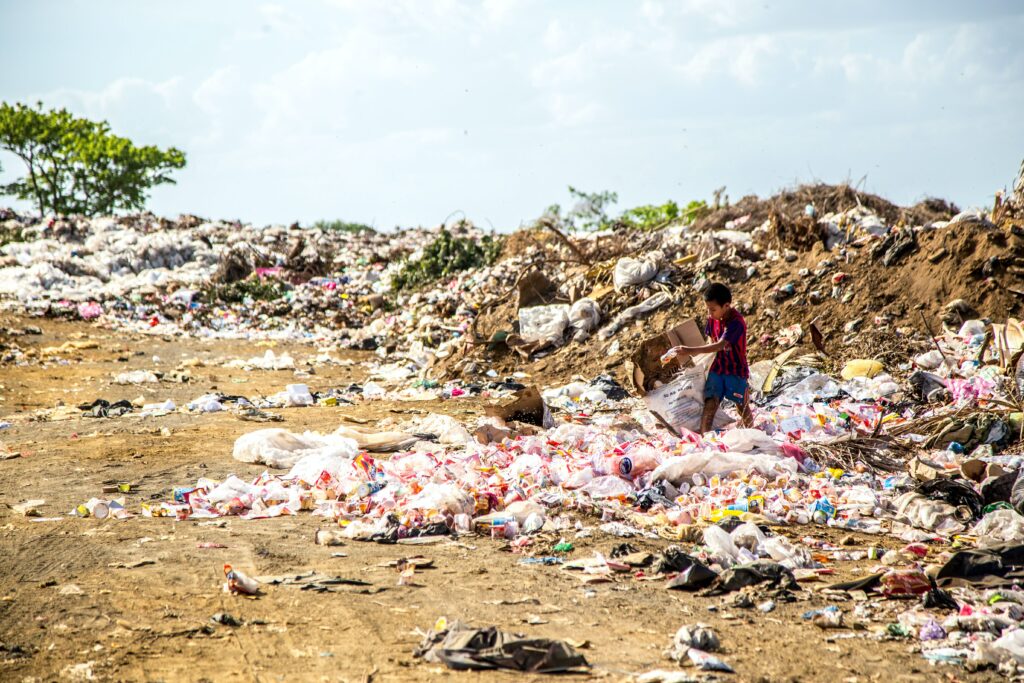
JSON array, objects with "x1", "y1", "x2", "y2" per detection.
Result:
[
  {"x1": 286, "y1": 445, "x2": 359, "y2": 485},
  {"x1": 763, "y1": 535, "x2": 811, "y2": 569},
  {"x1": 652, "y1": 451, "x2": 798, "y2": 485},
  {"x1": 598, "y1": 292, "x2": 671, "y2": 340},
  {"x1": 188, "y1": 394, "x2": 224, "y2": 412},
  {"x1": 703, "y1": 525, "x2": 742, "y2": 565},
  {"x1": 206, "y1": 475, "x2": 258, "y2": 504},
  {"x1": 285, "y1": 383, "x2": 313, "y2": 407},
  {"x1": 894, "y1": 491, "x2": 965, "y2": 535},
  {"x1": 613, "y1": 252, "x2": 661, "y2": 291},
  {"x1": 403, "y1": 482, "x2": 474, "y2": 516},
  {"x1": 643, "y1": 354, "x2": 733, "y2": 434},
  {"x1": 411, "y1": 413, "x2": 471, "y2": 445},
  {"x1": 568, "y1": 298, "x2": 601, "y2": 341},
  {"x1": 914, "y1": 350, "x2": 945, "y2": 371},
  {"x1": 730, "y1": 521, "x2": 767, "y2": 554},
  {"x1": 579, "y1": 475, "x2": 634, "y2": 499},
  {"x1": 971, "y1": 508, "x2": 1024, "y2": 547},
  {"x1": 232, "y1": 428, "x2": 358, "y2": 470},
  {"x1": 518, "y1": 304, "x2": 570, "y2": 345},
  {"x1": 720, "y1": 429, "x2": 780, "y2": 455},
  {"x1": 840, "y1": 359, "x2": 883, "y2": 380},
  {"x1": 115, "y1": 370, "x2": 159, "y2": 384}
]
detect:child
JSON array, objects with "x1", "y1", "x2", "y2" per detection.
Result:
[{"x1": 663, "y1": 282, "x2": 753, "y2": 433}]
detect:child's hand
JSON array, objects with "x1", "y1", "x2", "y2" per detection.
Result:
[{"x1": 660, "y1": 345, "x2": 688, "y2": 365}]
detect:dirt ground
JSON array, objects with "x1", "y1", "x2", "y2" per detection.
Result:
[{"x1": 0, "y1": 316, "x2": 1005, "y2": 682}]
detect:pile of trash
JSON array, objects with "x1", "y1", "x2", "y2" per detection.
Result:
[
  {"x1": 6, "y1": 174, "x2": 1024, "y2": 676},
  {"x1": 46, "y1": 300, "x2": 1016, "y2": 673},
  {"x1": 3, "y1": 178, "x2": 1023, "y2": 392}
]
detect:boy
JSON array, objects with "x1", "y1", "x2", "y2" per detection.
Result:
[{"x1": 663, "y1": 282, "x2": 753, "y2": 433}]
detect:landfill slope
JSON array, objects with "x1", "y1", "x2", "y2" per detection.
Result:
[
  {"x1": 0, "y1": 316, "x2": 1007, "y2": 683},
  {"x1": 457, "y1": 207, "x2": 1023, "y2": 387},
  {"x1": 1, "y1": 178, "x2": 1024, "y2": 681}
]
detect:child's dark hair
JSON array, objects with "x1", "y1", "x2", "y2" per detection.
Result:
[{"x1": 704, "y1": 282, "x2": 732, "y2": 305}]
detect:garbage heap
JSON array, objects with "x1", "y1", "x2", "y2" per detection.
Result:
[
  {"x1": 6, "y1": 175, "x2": 1024, "y2": 673},
  {"x1": 2, "y1": 179, "x2": 1023, "y2": 389},
  {"x1": 62, "y1": 303, "x2": 1019, "y2": 672}
]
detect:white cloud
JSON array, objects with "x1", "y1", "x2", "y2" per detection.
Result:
[
  {"x1": 43, "y1": 76, "x2": 184, "y2": 120},
  {"x1": 258, "y1": 3, "x2": 304, "y2": 37},
  {"x1": 543, "y1": 19, "x2": 566, "y2": 51},
  {"x1": 641, "y1": 0, "x2": 747, "y2": 28},
  {"x1": 674, "y1": 35, "x2": 779, "y2": 85},
  {"x1": 249, "y1": 34, "x2": 431, "y2": 140},
  {"x1": 193, "y1": 66, "x2": 242, "y2": 114},
  {"x1": 544, "y1": 92, "x2": 600, "y2": 127}
]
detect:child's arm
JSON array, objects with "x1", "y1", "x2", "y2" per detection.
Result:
[
  {"x1": 677, "y1": 340, "x2": 727, "y2": 354},
  {"x1": 663, "y1": 339, "x2": 727, "y2": 362}
]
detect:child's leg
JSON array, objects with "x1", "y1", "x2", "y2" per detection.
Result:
[
  {"x1": 700, "y1": 397, "x2": 720, "y2": 434},
  {"x1": 702, "y1": 372, "x2": 726, "y2": 434},
  {"x1": 739, "y1": 387, "x2": 754, "y2": 428}
]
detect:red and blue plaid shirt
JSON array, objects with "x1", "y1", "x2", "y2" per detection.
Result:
[{"x1": 704, "y1": 309, "x2": 749, "y2": 378}]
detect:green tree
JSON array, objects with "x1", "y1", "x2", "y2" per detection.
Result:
[
  {"x1": 0, "y1": 101, "x2": 186, "y2": 216},
  {"x1": 391, "y1": 228, "x2": 504, "y2": 291}
]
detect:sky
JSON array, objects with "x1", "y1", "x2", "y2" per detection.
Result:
[{"x1": 1, "y1": 0, "x2": 1023, "y2": 230}]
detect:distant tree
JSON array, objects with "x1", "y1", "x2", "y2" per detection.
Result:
[{"x1": 0, "y1": 101, "x2": 186, "y2": 216}]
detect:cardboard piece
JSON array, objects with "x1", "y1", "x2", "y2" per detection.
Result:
[
  {"x1": 629, "y1": 318, "x2": 734, "y2": 435},
  {"x1": 630, "y1": 318, "x2": 707, "y2": 395},
  {"x1": 643, "y1": 358, "x2": 734, "y2": 436},
  {"x1": 517, "y1": 270, "x2": 562, "y2": 309},
  {"x1": 485, "y1": 386, "x2": 554, "y2": 429}
]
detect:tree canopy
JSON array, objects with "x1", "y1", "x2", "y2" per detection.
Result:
[{"x1": 0, "y1": 101, "x2": 186, "y2": 216}]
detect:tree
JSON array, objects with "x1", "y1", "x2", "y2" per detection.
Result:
[{"x1": 0, "y1": 101, "x2": 186, "y2": 216}]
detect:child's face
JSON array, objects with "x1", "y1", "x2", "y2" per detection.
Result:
[{"x1": 705, "y1": 300, "x2": 729, "y2": 321}]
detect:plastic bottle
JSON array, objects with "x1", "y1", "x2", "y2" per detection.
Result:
[
  {"x1": 610, "y1": 451, "x2": 659, "y2": 478},
  {"x1": 354, "y1": 480, "x2": 386, "y2": 499}
]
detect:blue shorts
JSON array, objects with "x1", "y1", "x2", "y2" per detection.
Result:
[{"x1": 705, "y1": 371, "x2": 748, "y2": 405}]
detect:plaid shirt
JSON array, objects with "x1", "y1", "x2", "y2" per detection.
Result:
[{"x1": 704, "y1": 309, "x2": 749, "y2": 378}]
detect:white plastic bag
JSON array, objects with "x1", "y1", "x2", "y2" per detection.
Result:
[
  {"x1": 206, "y1": 475, "x2": 258, "y2": 504},
  {"x1": 730, "y1": 521, "x2": 767, "y2": 554},
  {"x1": 568, "y1": 298, "x2": 601, "y2": 341},
  {"x1": 232, "y1": 428, "x2": 358, "y2": 470},
  {"x1": 720, "y1": 429, "x2": 780, "y2": 455},
  {"x1": 115, "y1": 370, "x2": 159, "y2": 384},
  {"x1": 411, "y1": 413, "x2": 471, "y2": 445},
  {"x1": 286, "y1": 445, "x2": 358, "y2": 485},
  {"x1": 971, "y1": 509, "x2": 1024, "y2": 547},
  {"x1": 763, "y1": 535, "x2": 812, "y2": 569},
  {"x1": 613, "y1": 252, "x2": 661, "y2": 291},
  {"x1": 579, "y1": 475, "x2": 634, "y2": 499},
  {"x1": 643, "y1": 354, "x2": 733, "y2": 434},
  {"x1": 519, "y1": 304, "x2": 570, "y2": 346},
  {"x1": 652, "y1": 451, "x2": 798, "y2": 485},
  {"x1": 703, "y1": 525, "x2": 741, "y2": 565},
  {"x1": 598, "y1": 292, "x2": 671, "y2": 340},
  {"x1": 403, "y1": 482, "x2": 474, "y2": 516}
]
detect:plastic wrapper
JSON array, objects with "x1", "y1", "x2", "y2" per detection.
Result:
[
  {"x1": 652, "y1": 451, "x2": 797, "y2": 485},
  {"x1": 232, "y1": 428, "x2": 358, "y2": 470},
  {"x1": 568, "y1": 298, "x2": 601, "y2": 341},
  {"x1": 970, "y1": 508, "x2": 1024, "y2": 547},
  {"x1": 613, "y1": 252, "x2": 661, "y2": 291},
  {"x1": 518, "y1": 304, "x2": 570, "y2": 345}
]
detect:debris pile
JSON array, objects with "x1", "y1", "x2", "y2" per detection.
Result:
[{"x1": 4, "y1": 173, "x2": 1024, "y2": 678}]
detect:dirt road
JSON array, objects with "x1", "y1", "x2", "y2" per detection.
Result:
[{"x1": 0, "y1": 316, "x2": 1001, "y2": 682}]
